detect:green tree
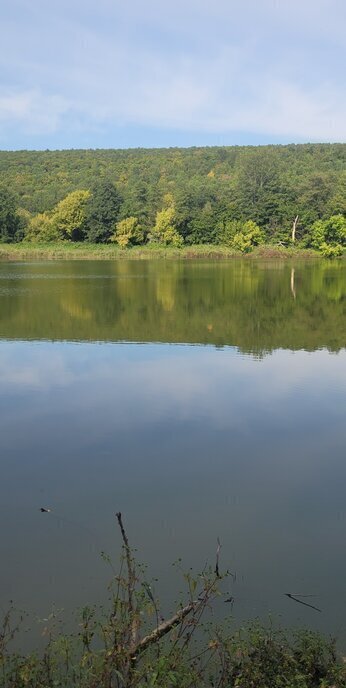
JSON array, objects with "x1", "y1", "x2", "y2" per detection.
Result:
[
  {"x1": 85, "y1": 180, "x2": 122, "y2": 243},
  {"x1": 326, "y1": 172, "x2": 346, "y2": 217},
  {"x1": 175, "y1": 179, "x2": 221, "y2": 244},
  {"x1": 297, "y1": 172, "x2": 335, "y2": 228},
  {"x1": 0, "y1": 188, "x2": 21, "y2": 242},
  {"x1": 51, "y1": 190, "x2": 90, "y2": 241},
  {"x1": 234, "y1": 150, "x2": 284, "y2": 229},
  {"x1": 216, "y1": 219, "x2": 242, "y2": 245},
  {"x1": 16, "y1": 208, "x2": 32, "y2": 240}
]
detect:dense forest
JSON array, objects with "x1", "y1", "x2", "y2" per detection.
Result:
[{"x1": 0, "y1": 144, "x2": 345, "y2": 255}]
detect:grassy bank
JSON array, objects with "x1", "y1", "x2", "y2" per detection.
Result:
[
  {"x1": 2, "y1": 515, "x2": 346, "y2": 687},
  {"x1": 0, "y1": 242, "x2": 319, "y2": 261}
]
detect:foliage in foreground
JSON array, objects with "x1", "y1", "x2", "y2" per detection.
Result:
[{"x1": 1, "y1": 514, "x2": 346, "y2": 688}]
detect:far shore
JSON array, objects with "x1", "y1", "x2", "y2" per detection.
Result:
[{"x1": 0, "y1": 243, "x2": 321, "y2": 261}]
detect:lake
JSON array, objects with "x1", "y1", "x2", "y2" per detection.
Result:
[{"x1": 0, "y1": 259, "x2": 345, "y2": 645}]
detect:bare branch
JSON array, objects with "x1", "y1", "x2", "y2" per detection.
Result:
[
  {"x1": 130, "y1": 600, "x2": 196, "y2": 659},
  {"x1": 215, "y1": 538, "x2": 221, "y2": 578},
  {"x1": 285, "y1": 593, "x2": 321, "y2": 613},
  {"x1": 115, "y1": 512, "x2": 138, "y2": 647}
]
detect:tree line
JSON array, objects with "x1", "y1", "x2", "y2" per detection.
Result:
[{"x1": 0, "y1": 144, "x2": 345, "y2": 254}]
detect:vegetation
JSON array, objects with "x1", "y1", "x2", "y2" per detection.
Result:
[
  {"x1": 111, "y1": 217, "x2": 144, "y2": 247},
  {"x1": 0, "y1": 144, "x2": 345, "y2": 255},
  {"x1": 0, "y1": 188, "x2": 22, "y2": 243},
  {"x1": 1, "y1": 514, "x2": 346, "y2": 687},
  {"x1": 0, "y1": 242, "x2": 315, "y2": 262}
]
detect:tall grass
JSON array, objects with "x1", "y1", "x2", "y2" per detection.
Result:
[{"x1": 0, "y1": 243, "x2": 318, "y2": 261}]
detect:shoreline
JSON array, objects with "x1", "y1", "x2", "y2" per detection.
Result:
[{"x1": 0, "y1": 243, "x2": 320, "y2": 261}]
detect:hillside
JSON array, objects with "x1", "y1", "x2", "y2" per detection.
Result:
[{"x1": 0, "y1": 144, "x2": 345, "y2": 249}]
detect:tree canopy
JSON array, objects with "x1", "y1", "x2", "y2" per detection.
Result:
[
  {"x1": 0, "y1": 188, "x2": 21, "y2": 242},
  {"x1": 85, "y1": 180, "x2": 122, "y2": 243},
  {"x1": 0, "y1": 144, "x2": 345, "y2": 252}
]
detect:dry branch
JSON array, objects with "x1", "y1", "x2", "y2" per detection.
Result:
[
  {"x1": 114, "y1": 511, "x2": 224, "y2": 681},
  {"x1": 215, "y1": 538, "x2": 221, "y2": 578},
  {"x1": 130, "y1": 600, "x2": 196, "y2": 659},
  {"x1": 285, "y1": 593, "x2": 321, "y2": 613},
  {"x1": 116, "y1": 512, "x2": 138, "y2": 647}
]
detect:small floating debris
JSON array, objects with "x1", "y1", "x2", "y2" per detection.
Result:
[{"x1": 224, "y1": 595, "x2": 234, "y2": 605}]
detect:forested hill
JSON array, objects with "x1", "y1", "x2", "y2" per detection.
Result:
[{"x1": 0, "y1": 144, "x2": 345, "y2": 251}]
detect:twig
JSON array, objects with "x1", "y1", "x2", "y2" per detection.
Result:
[
  {"x1": 215, "y1": 538, "x2": 221, "y2": 578},
  {"x1": 285, "y1": 593, "x2": 321, "y2": 613}
]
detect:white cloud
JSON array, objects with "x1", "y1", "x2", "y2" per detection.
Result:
[
  {"x1": 0, "y1": 344, "x2": 345, "y2": 430},
  {"x1": 0, "y1": 0, "x2": 345, "y2": 143},
  {"x1": 0, "y1": 90, "x2": 71, "y2": 134}
]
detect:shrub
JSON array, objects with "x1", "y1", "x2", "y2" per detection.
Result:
[
  {"x1": 232, "y1": 220, "x2": 265, "y2": 253},
  {"x1": 309, "y1": 214, "x2": 346, "y2": 253},
  {"x1": 320, "y1": 242, "x2": 344, "y2": 258}
]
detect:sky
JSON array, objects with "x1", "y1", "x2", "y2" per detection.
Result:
[{"x1": 0, "y1": 0, "x2": 345, "y2": 150}]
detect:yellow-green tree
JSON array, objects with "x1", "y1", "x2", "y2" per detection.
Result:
[
  {"x1": 111, "y1": 216, "x2": 144, "y2": 247},
  {"x1": 51, "y1": 190, "x2": 90, "y2": 240},
  {"x1": 232, "y1": 220, "x2": 265, "y2": 253},
  {"x1": 149, "y1": 202, "x2": 183, "y2": 247},
  {"x1": 25, "y1": 213, "x2": 62, "y2": 242}
]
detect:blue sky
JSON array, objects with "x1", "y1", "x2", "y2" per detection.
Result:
[{"x1": 0, "y1": 0, "x2": 345, "y2": 150}]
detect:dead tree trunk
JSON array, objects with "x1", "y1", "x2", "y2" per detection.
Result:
[{"x1": 292, "y1": 215, "x2": 299, "y2": 243}]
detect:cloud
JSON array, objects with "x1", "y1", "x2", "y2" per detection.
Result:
[
  {"x1": 0, "y1": 0, "x2": 345, "y2": 144},
  {"x1": 0, "y1": 343, "x2": 345, "y2": 431},
  {"x1": 0, "y1": 90, "x2": 71, "y2": 134}
]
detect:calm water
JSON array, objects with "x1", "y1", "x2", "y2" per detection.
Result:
[{"x1": 0, "y1": 259, "x2": 345, "y2": 644}]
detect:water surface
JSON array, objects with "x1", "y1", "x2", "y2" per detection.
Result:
[{"x1": 0, "y1": 259, "x2": 345, "y2": 644}]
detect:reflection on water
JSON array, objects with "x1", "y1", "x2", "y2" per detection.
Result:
[
  {"x1": 0, "y1": 259, "x2": 345, "y2": 352},
  {"x1": 0, "y1": 260, "x2": 345, "y2": 646}
]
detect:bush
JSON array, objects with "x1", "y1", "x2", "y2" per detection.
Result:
[
  {"x1": 320, "y1": 242, "x2": 344, "y2": 258},
  {"x1": 231, "y1": 220, "x2": 265, "y2": 253},
  {"x1": 309, "y1": 214, "x2": 346, "y2": 253}
]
